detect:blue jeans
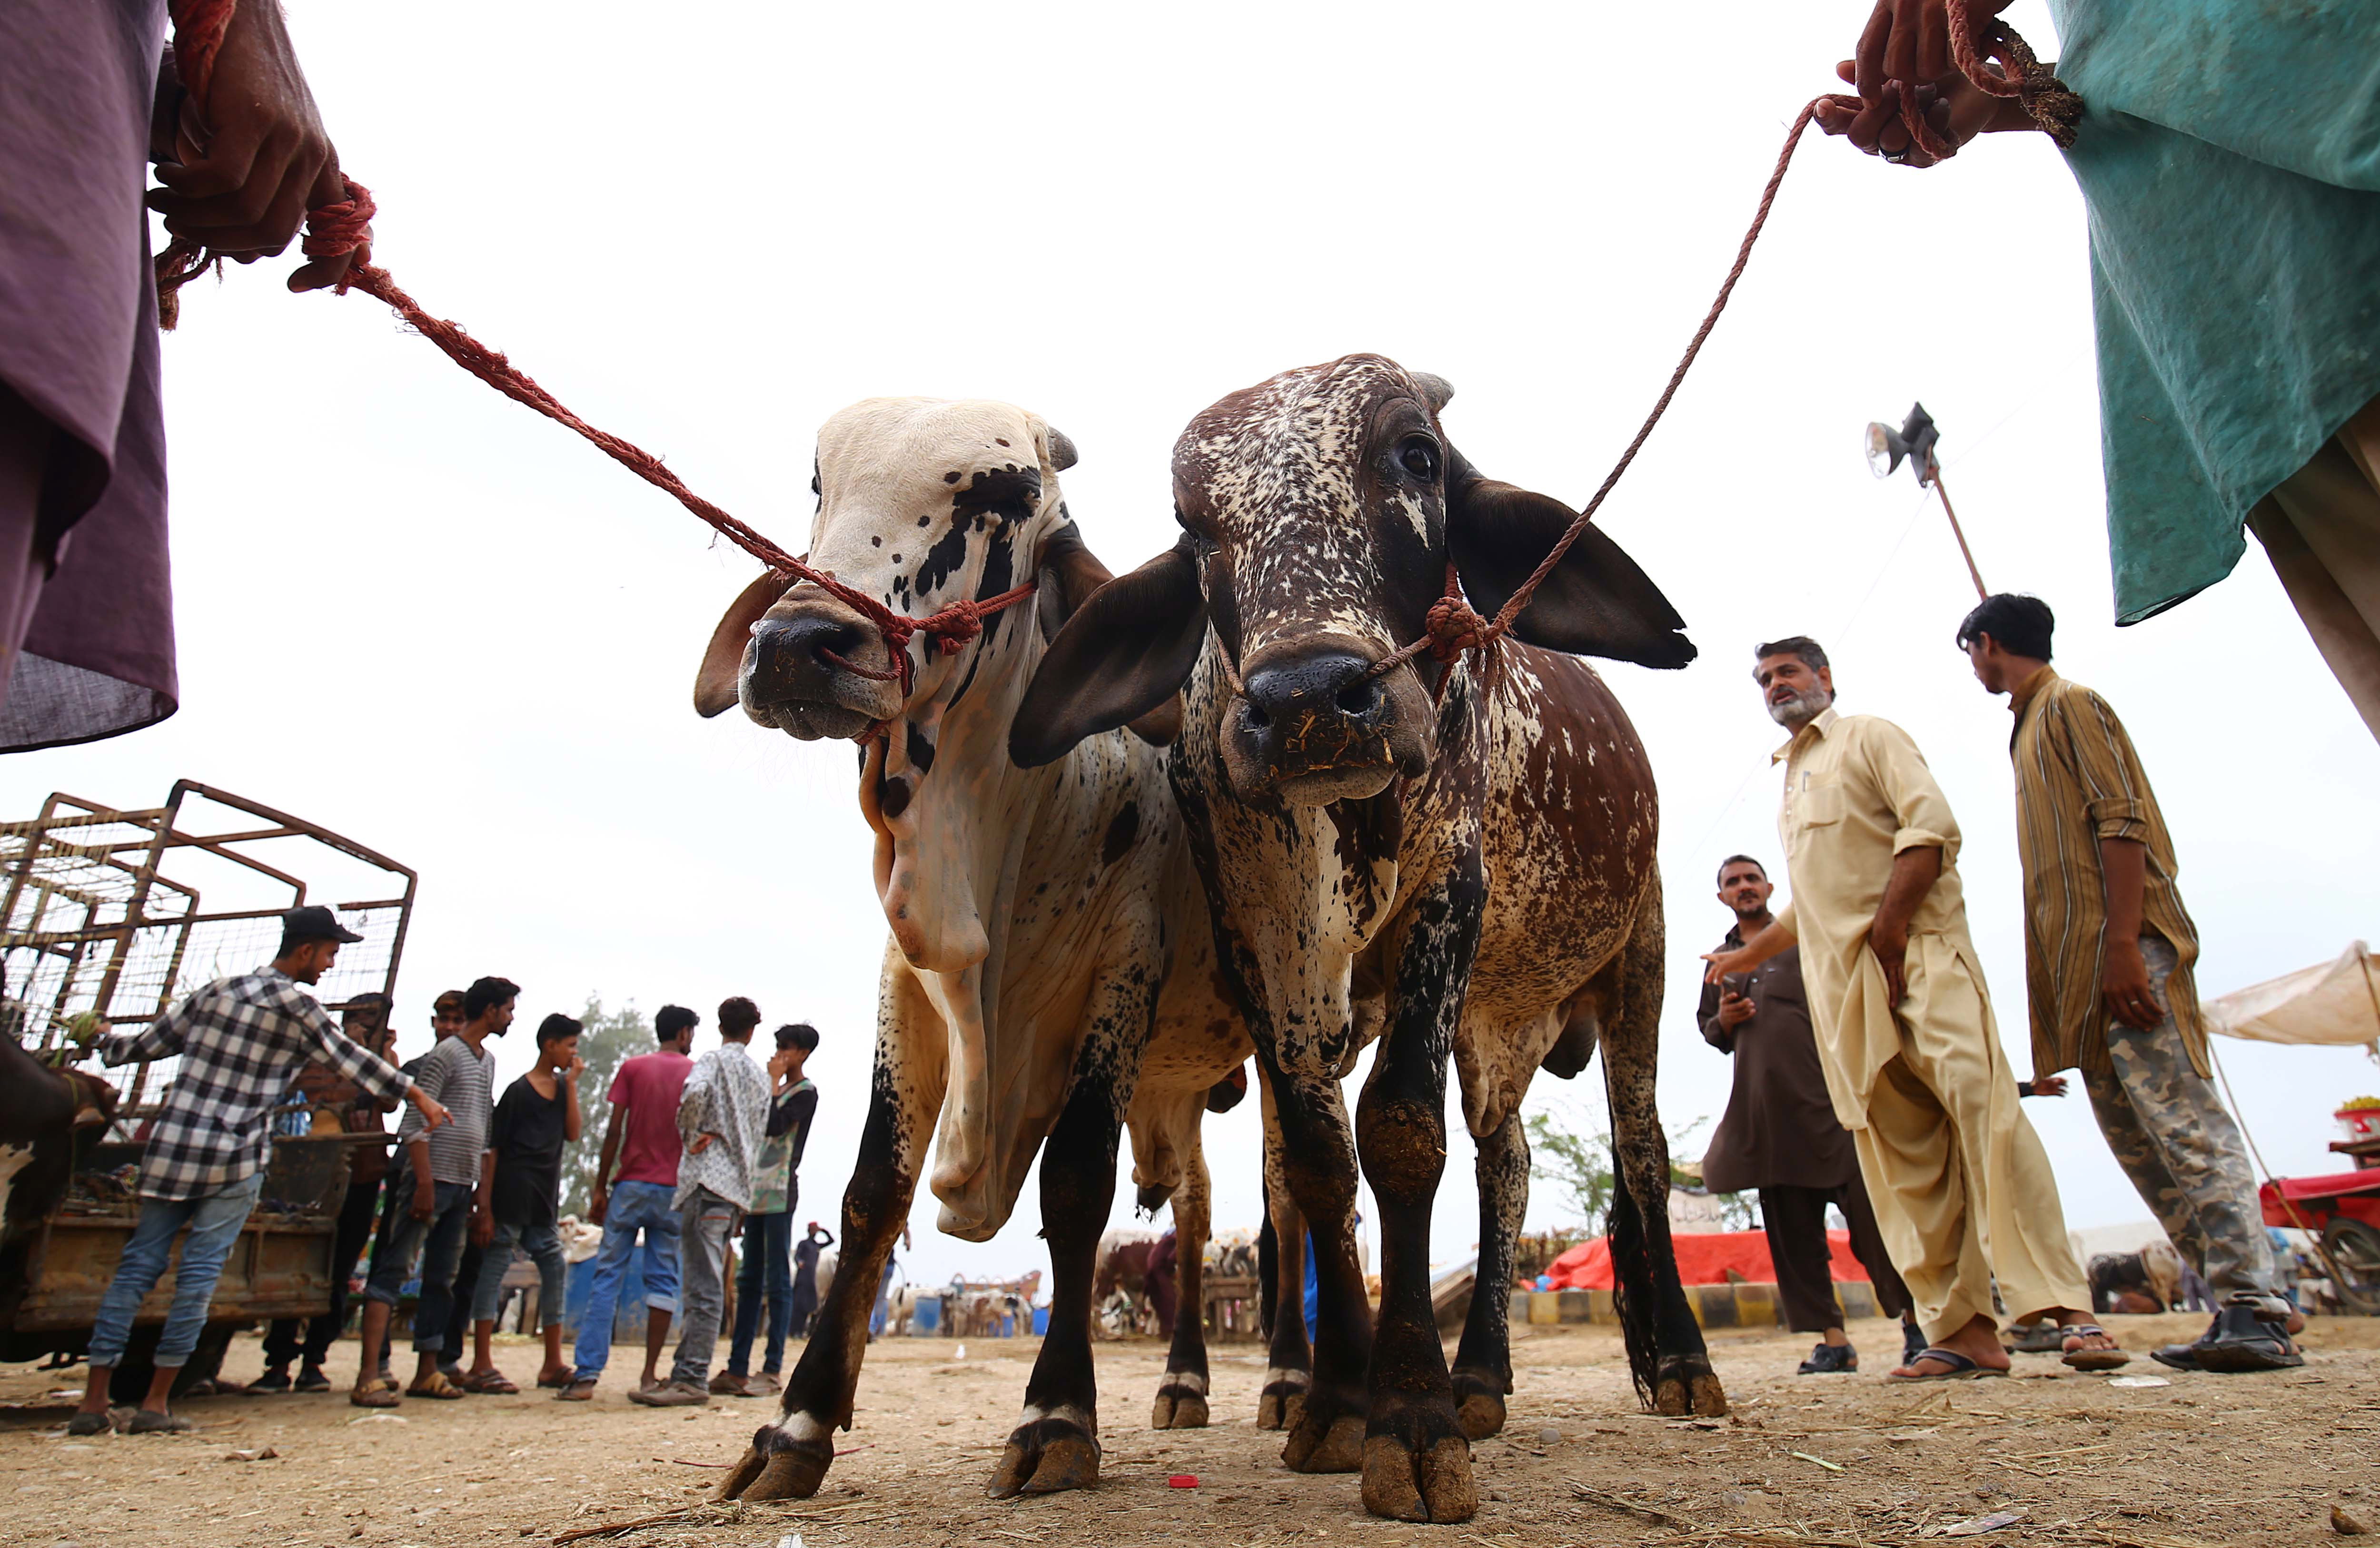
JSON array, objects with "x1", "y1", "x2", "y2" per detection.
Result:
[
  {"x1": 89, "y1": 1171, "x2": 264, "y2": 1370},
  {"x1": 571, "y1": 1179, "x2": 682, "y2": 1380},
  {"x1": 727, "y1": 1211, "x2": 793, "y2": 1376},
  {"x1": 364, "y1": 1179, "x2": 474, "y2": 1354},
  {"x1": 470, "y1": 1217, "x2": 568, "y2": 1328},
  {"x1": 871, "y1": 1255, "x2": 899, "y2": 1337}
]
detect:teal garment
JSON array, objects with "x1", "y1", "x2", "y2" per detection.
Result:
[{"x1": 2045, "y1": 0, "x2": 2380, "y2": 624}]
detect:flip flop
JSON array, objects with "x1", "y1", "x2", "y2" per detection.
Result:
[
  {"x1": 459, "y1": 1369, "x2": 519, "y2": 1394},
  {"x1": 536, "y1": 1371, "x2": 574, "y2": 1390},
  {"x1": 1886, "y1": 1346, "x2": 2010, "y2": 1381},
  {"x1": 2058, "y1": 1323, "x2": 2131, "y2": 1371},
  {"x1": 406, "y1": 1372, "x2": 468, "y2": 1400},
  {"x1": 349, "y1": 1378, "x2": 403, "y2": 1409}
]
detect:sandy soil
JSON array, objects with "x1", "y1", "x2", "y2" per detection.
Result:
[{"x1": 4, "y1": 1313, "x2": 2377, "y2": 1548}]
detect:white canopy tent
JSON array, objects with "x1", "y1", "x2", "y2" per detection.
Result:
[{"x1": 2207, "y1": 941, "x2": 2380, "y2": 1062}]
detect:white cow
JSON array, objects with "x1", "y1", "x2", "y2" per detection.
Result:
[{"x1": 694, "y1": 399, "x2": 1248, "y2": 1502}]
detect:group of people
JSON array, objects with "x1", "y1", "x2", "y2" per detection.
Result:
[
  {"x1": 63, "y1": 908, "x2": 829, "y2": 1435},
  {"x1": 1699, "y1": 598, "x2": 2301, "y2": 1381}
]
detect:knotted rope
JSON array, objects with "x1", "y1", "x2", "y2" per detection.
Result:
[
  {"x1": 1367, "y1": 0, "x2": 2077, "y2": 691},
  {"x1": 151, "y1": 0, "x2": 1033, "y2": 740}
]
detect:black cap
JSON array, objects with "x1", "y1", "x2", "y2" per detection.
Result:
[{"x1": 283, "y1": 905, "x2": 364, "y2": 944}]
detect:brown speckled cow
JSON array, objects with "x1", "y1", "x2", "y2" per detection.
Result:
[
  {"x1": 1014, "y1": 356, "x2": 1726, "y2": 1523},
  {"x1": 693, "y1": 398, "x2": 1248, "y2": 1504}
]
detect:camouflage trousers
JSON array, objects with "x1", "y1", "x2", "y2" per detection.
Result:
[{"x1": 2081, "y1": 934, "x2": 2280, "y2": 1301}]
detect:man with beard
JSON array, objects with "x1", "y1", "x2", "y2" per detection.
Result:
[
  {"x1": 1698, "y1": 856, "x2": 1921, "y2": 1374},
  {"x1": 1704, "y1": 637, "x2": 2117, "y2": 1380}
]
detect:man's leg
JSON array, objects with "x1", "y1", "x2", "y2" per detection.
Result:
[
  {"x1": 2248, "y1": 397, "x2": 2380, "y2": 742},
  {"x1": 725, "y1": 1213, "x2": 768, "y2": 1382},
  {"x1": 759, "y1": 1212, "x2": 794, "y2": 1377},
  {"x1": 74, "y1": 1194, "x2": 198, "y2": 1429},
  {"x1": 519, "y1": 1223, "x2": 572, "y2": 1384},
  {"x1": 564, "y1": 1212, "x2": 643, "y2": 1393},
  {"x1": 642, "y1": 1188, "x2": 732, "y2": 1401},
  {"x1": 467, "y1": 1219, "x2": 524, "y2": 1380},
  {"x1": 355, "y1": 1194, "x2": 434, "y2": 1401},
  {"x1": 1761, "y1": 1186, "x2": 1852, "y2": 1369},
  {"x1": 407, "y1": 1183, "x2": 475, "y2": 1389},
  {"x1": 1834, "y1": 1172, "x2": 1922, "y2": 1361},
  {"x1": 632, "y1": 1183, "x2": 683, "y2": 1391},
  {"x1": 255, "y1": 1319, "x2": 302, "y2": 1389},
  {"x1": 300, "y1": 1179, "x2": 382, "y2": 1383},
  {"x1": 136, "y1": 1174, "x2": 265, "y2": 1421},
  {"x1": 2089, "y1": 938, "x2": 2297, "y2": 1371},
  {"x1": 1896, "y1": 940, "x2": 2100, "y2": 1364},
  {"x1": 442, "y1": 1238, "x2": 483, "y2": 1377}
]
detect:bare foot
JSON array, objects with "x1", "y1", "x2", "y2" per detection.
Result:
[{"x1": 1890, "y1": 1314, "x2": 2011, "y2": 1378}]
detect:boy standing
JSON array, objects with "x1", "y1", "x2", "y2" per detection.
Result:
[
  {"x1": 716, "y1": 1023, "x2": 822, "y2": 1395},
  {"x1": 352, "y1": 976, "x2": 517, "y2": 1407},
  {"x1": 633, "y1": 996, "x2": 768, "y2": 1407},
  {"x1": 561, "y1": 1005, "x2": 699, "y2": 1401},
  {"x1": 462, "y1": 1014, "x2": 585, "y2": 1392}
]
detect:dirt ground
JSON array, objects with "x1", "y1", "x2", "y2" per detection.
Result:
[{"x1": 4, "y1": 1312, "x2": 2377, "y2": 1548}]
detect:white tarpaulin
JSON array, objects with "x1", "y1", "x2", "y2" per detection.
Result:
[{"x1": 2206, "y1": 941, "x2": 2380, "y2": 1057}]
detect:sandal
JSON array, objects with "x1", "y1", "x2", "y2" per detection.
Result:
[
  {"x1": 1886, "y1": 1346, "x2": 2010, "y2": 1381},
  {"x1": 126, "y1": 1409, "x2": 194, "y2": 1434},
  {"x1": 349, "y1": 1378, "x2": 403, "y2": 1409},
  {"x1": 459, "y1": 1368, "x2": 519, "y2": 1394},
  {"x1": 536, "y1": 1370, "x2": 575, "y2": 1390},
  {"x1": 406, "y1": 1372, "x2": 468, "y2": 1400},
  {"x1": 2059, "y1": 1323, "x2": 2131, "y2": 1371}
]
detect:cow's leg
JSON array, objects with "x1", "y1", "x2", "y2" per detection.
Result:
[
  {"x1": 1260, "y1": 1056, "x2": 1372, "y2": 1475},
  {"x1": 1354, "y1": 859, "x2": 1486, "y2": 1525},
  {"x1": 1600, "y1": 886, "x2": 1727, "y2": 1418},
  {"x1": 990, "y1": 950, "x2": 1156, "y2": 1497},
  {"x1": 1152, "y1": 1105, "x2": 1211, "y2": 1429},
  {"x1": 1255, "y1": 1067, "x2": 1314, "y2": 1430},
  {"x1": 1450, "y1": 1107, "x2": 1526, "y2": 1440},
  {"x1": 721, "y1": 957, "x2": 942, "y2": 1502}
]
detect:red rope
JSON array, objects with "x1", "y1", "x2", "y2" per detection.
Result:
[
  {"x1": 150, "y1": 0, "x2": 1035, "y2": 742},
  {"x1": 1370, "y1": 0, "x2": 2076, "y2": 687}
]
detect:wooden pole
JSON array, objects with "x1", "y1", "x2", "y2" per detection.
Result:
[{"x1": 1925, "y1": 461, "x2": 1989, "y2": 601}]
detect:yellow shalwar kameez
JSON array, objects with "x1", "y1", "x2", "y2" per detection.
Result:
[{"x1": 1772, "y1": 706, "x2": 2089, "y2": 1339}]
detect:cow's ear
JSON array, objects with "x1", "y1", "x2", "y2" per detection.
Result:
[
  {"x1": 1012, "y1": 536, "x2": 1208, "y2": 768},
  {"x1": 694, "y1": 570, "x2": 791, "y2": 717},
  {"x1": 1444, "y1": 451, "x2": 1695, "y2": 669},
  {"x1": 1033, "y1": 523, "x2": 1116, "y2": 643}
]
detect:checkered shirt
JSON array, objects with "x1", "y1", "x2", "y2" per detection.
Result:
[{"x1": 100, "y1": 968, "x2": 413, "y2": 1202}]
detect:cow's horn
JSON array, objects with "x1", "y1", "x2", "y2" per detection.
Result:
[
  {"x1": 71, "y1": 1105, "x2": 107, "y2": 1128},
  {"x1": 1412, "y1": 372, "x2": 1455, "y2": 412},
  {"x1": 1045, "y1": 426, "x2": 1080, "y2": 472}
]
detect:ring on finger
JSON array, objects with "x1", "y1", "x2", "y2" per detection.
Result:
[{"x1": 1881, "y1": 145, "x2": 1911, "y2": 163}]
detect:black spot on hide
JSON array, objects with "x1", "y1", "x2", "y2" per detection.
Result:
[
  {"x1": 1101, "y1": 801, "x2": 1140, "y2": 866},
  {"x1": 906, "y1": 723, "x2": 936, "y2": 774},
  {"x1": 880, "y1": 773, "x2": 912, "y2": 819}
]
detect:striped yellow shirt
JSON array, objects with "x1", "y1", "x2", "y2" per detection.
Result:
[{"x1": 2008, "y1": 668, "x2": 2205, "y2": 1079}]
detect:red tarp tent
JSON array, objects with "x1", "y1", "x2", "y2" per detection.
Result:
[{"x1": 1545, "y1": 1228, "x2": 1874, "y2": 1291}]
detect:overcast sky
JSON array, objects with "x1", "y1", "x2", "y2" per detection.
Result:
[{"x1": 10, "y1": 0, "x2": 2376, "y2": 1290}]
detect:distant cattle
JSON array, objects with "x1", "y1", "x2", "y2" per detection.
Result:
[
  {"x1": 1017, "y1": 355, "x2": 1724, "y2": 1522},
  {"x1": 696, "y1": 399, "x2": 1249, "y2": 1505}
]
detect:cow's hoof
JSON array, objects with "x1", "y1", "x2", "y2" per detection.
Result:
[
  {"x1": 1280, "y1": 1394, "x2": 1365, "y2": 1474},
  {"x1": 1653, "y1": 1354, "x2": 1728, "y2": 1418},
  {"x1": 1151, "y1": 1371, "x2": 1210, "y2": 1430},
  {"x1": 1359, "y1": 1431, "x2": 1477, "y2": 1524},
  {"x1": 1256, "y1": 1366, "x2": 1309, "y2": 1431},
  {"x1": 716, "y1": 1425, "x2": 832, "y2": 1501},
  {"x1": 988, "y1": 1411, "x2": 1101, "y2": 1498},
  {"x1": 1449, "y1": 1366, "x2": 1507, "y2": 1440}
]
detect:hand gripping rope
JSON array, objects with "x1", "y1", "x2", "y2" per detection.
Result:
[
  {"x1": 152, "y1": 0, "x2": 1034, "y2": 739},
  {"x1": 1364, "y1": 0, "x2": 2078, "y2": 691},
  {"x1": 156, "y1": 0, "x2": 2069, "y2": 710}
]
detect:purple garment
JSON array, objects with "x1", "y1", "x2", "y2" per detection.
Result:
[{"x1": 0, "y1": 0, "x2": 177, "y2": 751}]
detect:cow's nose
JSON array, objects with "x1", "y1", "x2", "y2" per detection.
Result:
[
  {"x1": 750, "y1": 616, "x2": 866, "y2": 698},
  {"x1": 1236, "y1": 649, "x2": 1391, "y2": 786},
  {"x1": 1241, "y1": 651, "x2": 1383, "y2": 730}
]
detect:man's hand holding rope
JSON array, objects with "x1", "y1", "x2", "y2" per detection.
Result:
[{"x1": 1815, "y1": 0, "x2": 2072, "y2": 167}]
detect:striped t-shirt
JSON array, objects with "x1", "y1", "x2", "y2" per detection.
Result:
[{"x1": 393, "y1": 1035, "x2": 496, "y2": 1185}]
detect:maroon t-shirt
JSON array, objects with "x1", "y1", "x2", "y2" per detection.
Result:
[{"x1": 608, "y1": 1049, "x2": 694, "y2": 1188}]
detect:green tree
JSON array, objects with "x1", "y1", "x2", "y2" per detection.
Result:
[
  {"x1": 559, "y1": 995, "x2": 653, "y2": 1220},
  {"x1": 1523, "y1": 1103, "x2": 1759, "y2": 1233}
]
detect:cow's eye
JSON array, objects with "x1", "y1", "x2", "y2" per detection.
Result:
[{"x1": 1398, "y1": 437, "x2": 1440, "y2": 481}]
